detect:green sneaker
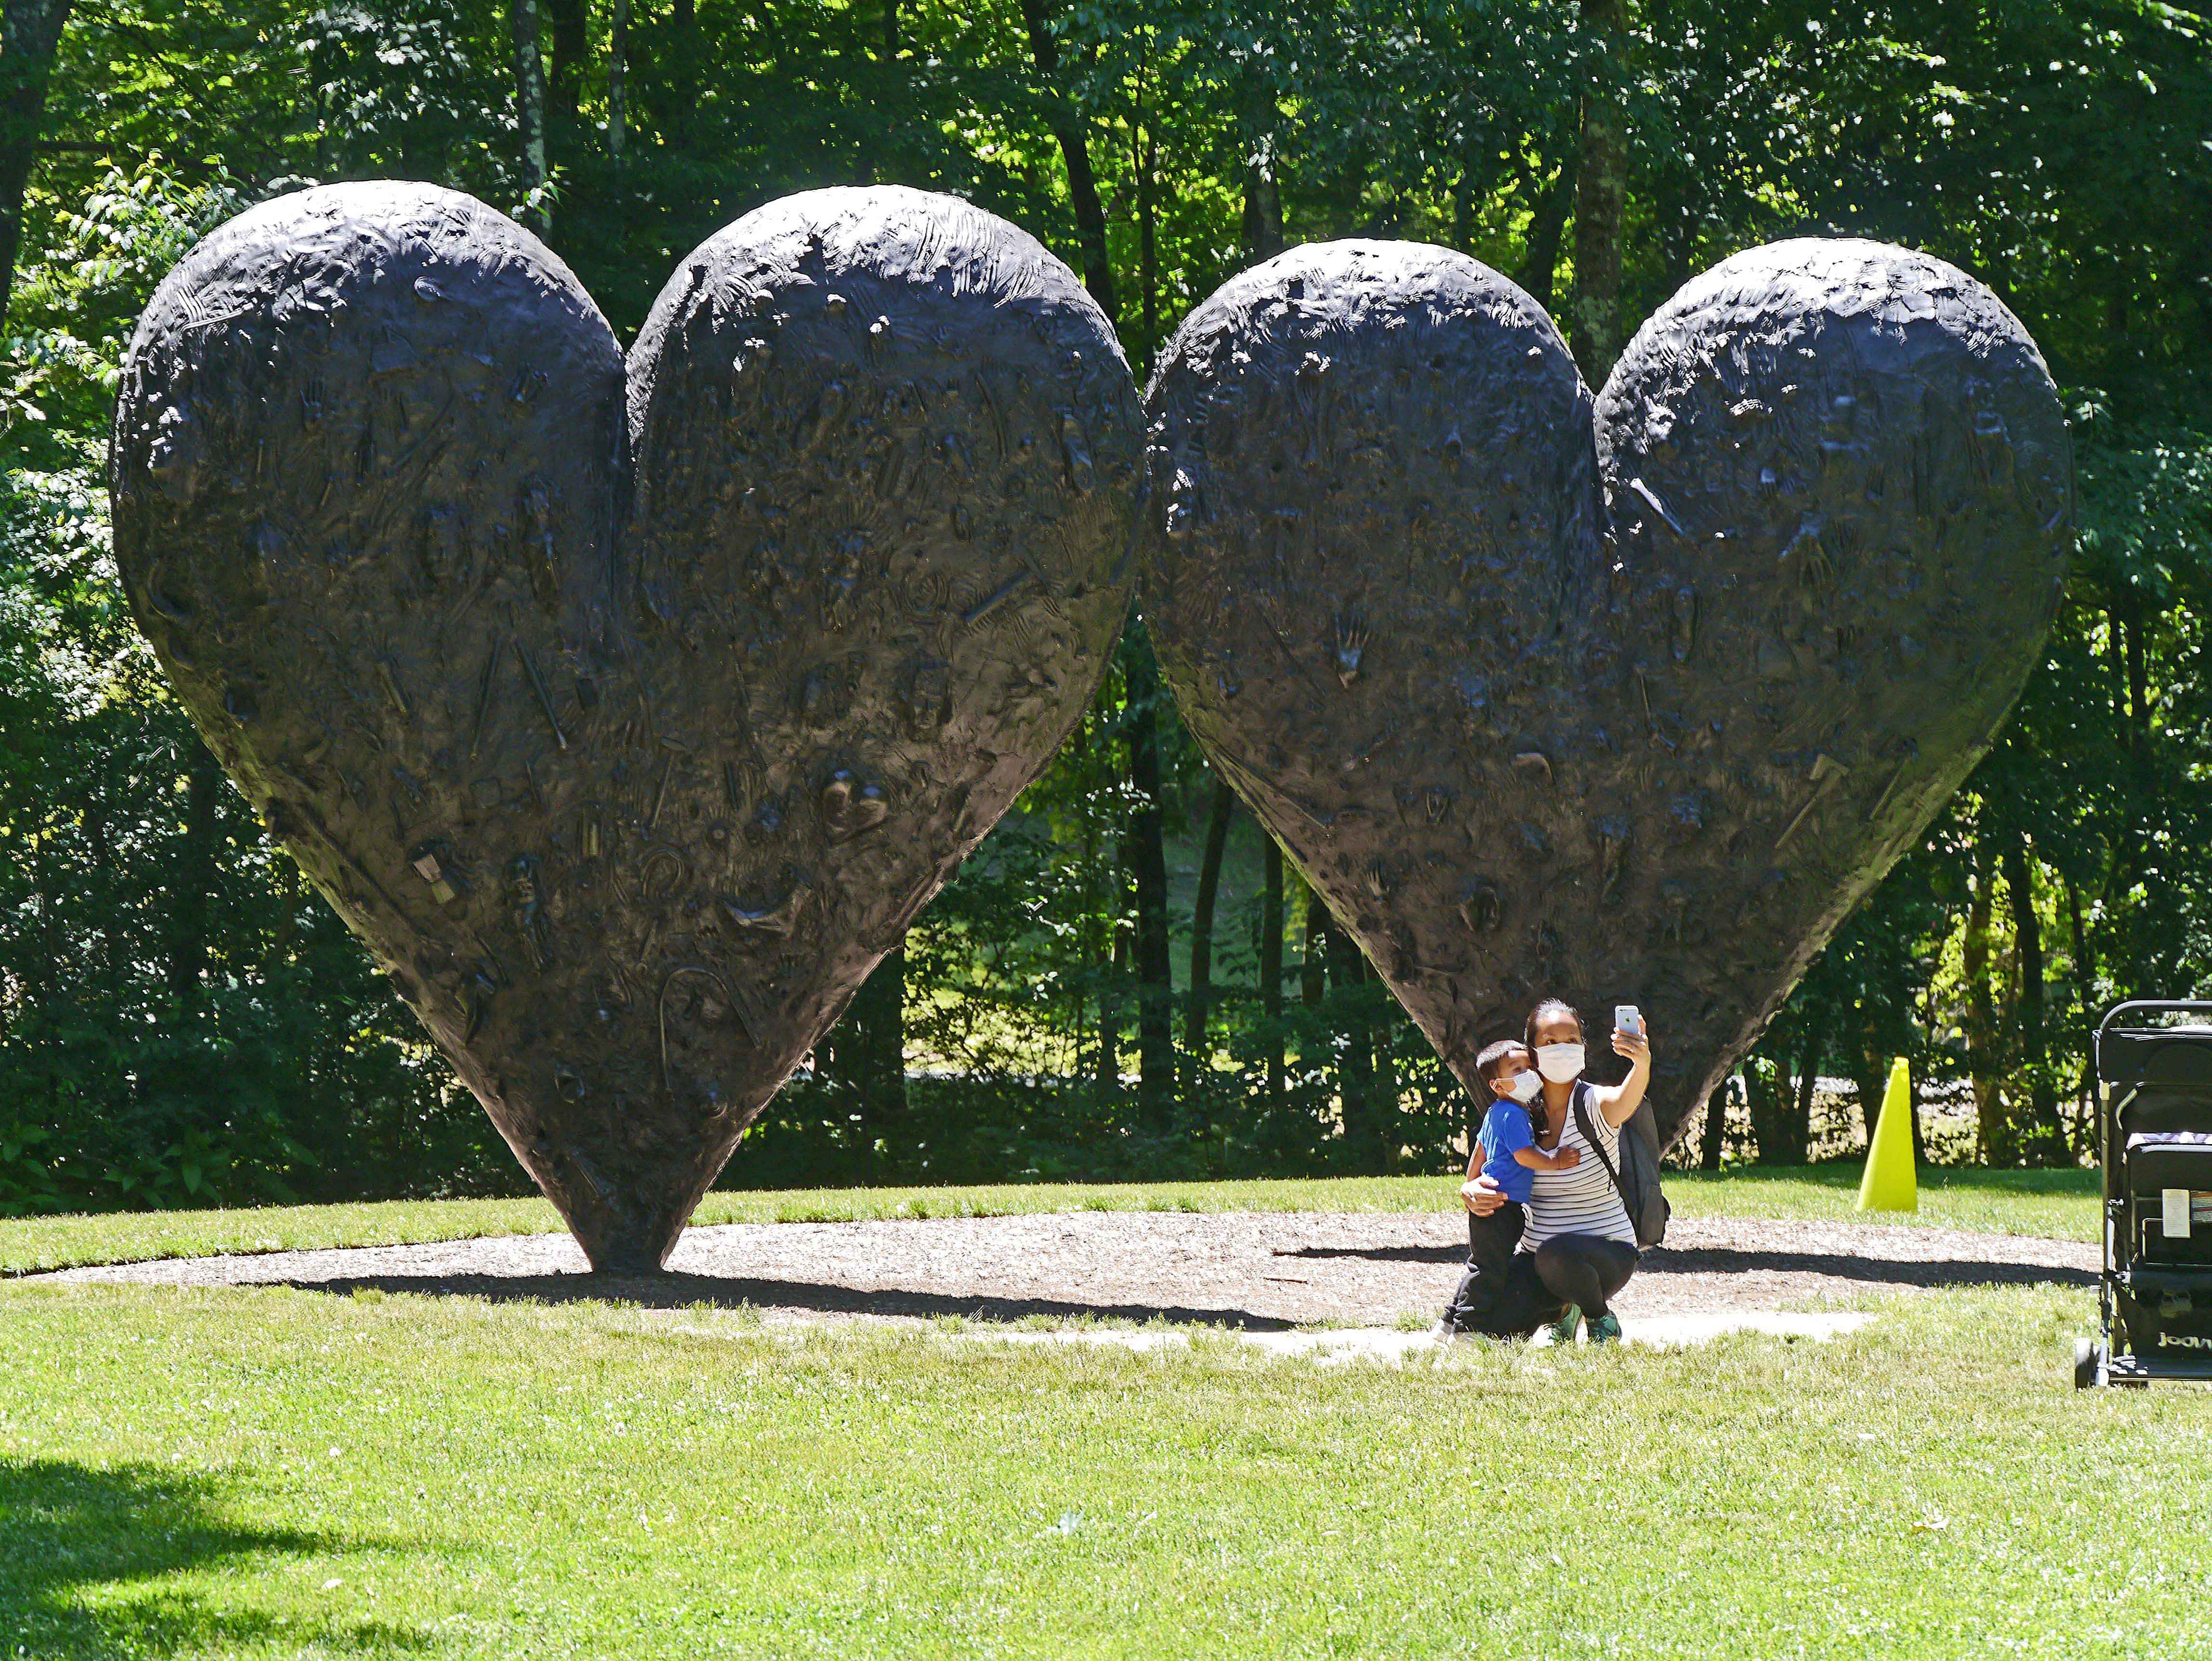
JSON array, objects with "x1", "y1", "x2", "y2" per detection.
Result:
[
  {"x1": 1586, "y1": 1313, "x2": 1623, "y2": 1345},
  {"x1": 1544, "y1": 1306, "x2": 1581, "y2": 1346}
]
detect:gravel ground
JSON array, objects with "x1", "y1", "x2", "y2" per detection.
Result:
[{"x1": 41, "y1": 1211, "x2": 2096, "y2": 1330}]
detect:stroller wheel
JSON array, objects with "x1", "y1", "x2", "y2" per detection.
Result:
[{"x1": 2073, "y1": 1338, "x2": 2104, "y2": 1391}]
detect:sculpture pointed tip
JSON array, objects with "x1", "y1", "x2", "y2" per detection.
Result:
[{"x1": 558, "y1": 1179, "x2": 696, "y2": 1274}]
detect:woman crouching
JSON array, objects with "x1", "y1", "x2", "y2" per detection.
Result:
[{"x1": 1465, "y1": 998, "x2": 1653, "y2": 1343}]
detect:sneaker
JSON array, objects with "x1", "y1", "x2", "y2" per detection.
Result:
[
  {"x1": 1543, "y1": 1305, "x2": 1581, "y2": 1346},
  {"x1": 1586, "y1": 1313, "x2": 1623, "y2": 1345}
]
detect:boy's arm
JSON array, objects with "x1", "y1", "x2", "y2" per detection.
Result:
[{"x1": 1513, "y1": 1144, "x2": 1580, "y2": 1171}]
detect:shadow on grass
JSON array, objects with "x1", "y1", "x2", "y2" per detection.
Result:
[
  {"x1": 1283, "y1": 1242, "x2": 2095, "y2": 1290},
  {"x1": 267, "y1": 1272, "x2": 1302, "y2": 1330},
  {"x1": 0, "y1": 1459, "x2": 430, "y2": 1657}
]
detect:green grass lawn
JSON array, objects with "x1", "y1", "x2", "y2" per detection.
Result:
[
  {"x1": 0, "y1": 1276, "x2": 2195, "y2": 1660},
  {"x1": 0, "y1": 1166, "x2": 2098, "y2": 1276}
]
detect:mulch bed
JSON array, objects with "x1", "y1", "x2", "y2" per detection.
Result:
[{"x1": 44, "y1": 1211, "x2": 2095, "y2": 1331}]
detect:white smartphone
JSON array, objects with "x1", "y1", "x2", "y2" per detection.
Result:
[{"x1": 1614, "y1": 1004, "x2": 1645, "y2": 1039}]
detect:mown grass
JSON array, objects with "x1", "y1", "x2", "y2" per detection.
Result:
[
  {"x1": 0, "y1": 1277, "x2": 2192, "y2": 1659},
  {"x1": 0, "y1": 1166, "x2": 2098, "y2": 1275}
]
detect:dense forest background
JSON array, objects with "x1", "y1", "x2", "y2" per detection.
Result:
[{"x1": 1, "y1": 0, "x2": 2208, "y2": 1213}]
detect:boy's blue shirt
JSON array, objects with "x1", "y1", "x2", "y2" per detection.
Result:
[{"x1": 1477, "y1": 1099, "x2": 1536, "y2": 1203}]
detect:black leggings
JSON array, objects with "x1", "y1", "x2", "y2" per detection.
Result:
[{"x1": 1532, "y1": 1235, "x2": 1639, "y2": 1320}]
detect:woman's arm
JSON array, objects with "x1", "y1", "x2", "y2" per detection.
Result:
[
  {"x1": 1591, "y1": 1028, "x2": 1653, "y2": 1127},
  {"x1": 1462, "y1": 1173, "x2": 1508, "y2": 1215}
]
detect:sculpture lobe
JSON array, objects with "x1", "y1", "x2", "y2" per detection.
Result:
[
  {"x1": 1142, "y1": 236, "x2": 2070, "y2": 1143},
  {"x1": 112, "y1": 183, "x2": 1142, "y2": 1268}
]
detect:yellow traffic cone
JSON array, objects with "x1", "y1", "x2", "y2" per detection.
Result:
[{"x1": 1856, "y1": 1056, "x2": 1918, "y2": 1212}]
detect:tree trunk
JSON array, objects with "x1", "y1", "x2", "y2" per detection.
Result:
[
  {"x1": 87, "y1": 782, "x2": 122, "y2": 1010},
  {"x1": 1135, "y1": 83, "x2": 1159, "y2": 373},
  {"x1": 1789, "y1": 1014, "x2": 1819, "y2": 1164},
  {"x1": 1097, "y1": 912, "x2": 1123, "y2": 1093},
  {"x1": 2106, "y1": 599, "x2": 2130, "y2": 745},
  {"x1": 1121, "y1": 630, "x2": 1175, "y2": 1131},
  {"x1": 1962, "y1": 856, "x2": 2006, "y2": 1165},
  {"x1": 1744, "y1": 1053, "x2": 1778, "y2": 1161},
  {"x1": 2119, "y1": 589, "x2": 2150, "y2": 753},
  {"x1": 1369, "y1": 963, "x2": 1399, "y2": 1173},
  {"x1": 1234, "y1": 69, "x2": 1281, "y2": 1128},
  {"x1": 816, "y1": 948, "x2": 906, "y2": 1176},
  {"x1": 512, "y1": 0, "x2": 549, "y2": 227},
  {"x1": 1746, "y1": 1045, "x2": 1805, "y2": 1165},
  {"x1": 1569, "y1": 0, "x2": 1626, "y2": 382},
  {"x1": 2002, "y1": 837, "x2": 2066, "y2": 1161},
  {"x1": 1239, "y1": 69, "x2": 1284, "y2": 263},
  {"x1": 668, "y1": 0, "x2": 698, "y2": 148},
  {"x1": 1019, "y1": 0, "x2": 1116, "y2": 317},
  {"x1": 1656, "y1": 188, "x2": 1695, "y2": 298},
  {"x1": 882, "y1": 0, "x2": 899, "y2": 56},
  {"x1": 856, "y1": 946, "x2": 908, "y2": 1166},
  {"x1": 1911, "y1": 972, "x2": 1943, "y2": 1166},
  {"x1": 2067, "y1": 877, "x2": 2095, "y2": 1002},
  {"x1": 1299, "y1": 878, "x2": 1326, "y2": 1008},
  {"x1": 1699, "y1": 1080, "x2": 1727, "y2": 1170},
  {"x1": 1843, "y1": 1010, "x2": 1886, "y2": 1160},
  {"x1": 1515, "y1": 159, "x2": 1576, "y2": 313},
  {"x1": 1326, "y1": 922, "x2": 1375, "y2": 1166},
  {"x1": 165, "y1": 743, "x2": 224, "y2": 1020},
  {"x1": 1183, "y1": 777, "x2": 1233, "y2": 1071},
  {"x1": 0, "y1": 0, "x2": 75, "y2": 323},
  {"x1": 2067, "y1": 876, "x2": 2096, "y2": 1141},
  {"x1": 543, "y1": 0, "x2": 587, "y2": 130},
  {"x1": 1084, "y1": 716, "x2": 1117, "y2": 1094},
  {"x1": 607, "y1": 0, "x2": 629, "y2": 156},
  {"x1": 1261, "y1": 837, "x2": 1284, "y2": 1109}
]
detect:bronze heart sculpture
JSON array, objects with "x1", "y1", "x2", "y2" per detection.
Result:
[
  {"x1": 111, "y1": 182, "x2": 1142, "y2": 1266},
  {"x1": 1142, "y1": 238, "x2": 2071, "y2": 1143}
]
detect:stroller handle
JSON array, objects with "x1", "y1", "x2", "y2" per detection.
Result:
[{"x1": 2097, "y1": 1001, "x2": 2212, "y2": 1047}]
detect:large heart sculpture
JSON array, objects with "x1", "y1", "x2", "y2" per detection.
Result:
[
  {"x1": 111, "y1": 182, "x2": 1142, "y2": 1267},
  {"x1": 1142, "y1": 238, "x2": 2071, "y2": 1142}
]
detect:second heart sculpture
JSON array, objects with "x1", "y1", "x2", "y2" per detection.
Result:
[
  {"x1": 111, "y1": 183, "x2": 1143, "y2": 1267},
  {"x1": 1142, "y1": 237, "x2": 2072, "y2": 1144}
]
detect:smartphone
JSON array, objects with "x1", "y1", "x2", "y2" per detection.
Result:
[{"x1": 1614, "y1": 1004, "x2": 1645, "y2": 1039}]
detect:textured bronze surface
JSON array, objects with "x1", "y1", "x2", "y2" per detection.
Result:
[
  {"x1": 1142, "y1": 237, "x2": 2072, "y2": 1145},
  {"x1": 112, "y1": 182, "x2": 1142, "y2": 1267}
]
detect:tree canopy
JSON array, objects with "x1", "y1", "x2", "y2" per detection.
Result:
[{"x1": 3, "y1": 0, "x2": 2208, "y2": 1211}]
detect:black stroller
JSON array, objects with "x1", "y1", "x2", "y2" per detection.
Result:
[{"x1": 2077, "y1": 1001, "x2": 2212, "y2": 1388}]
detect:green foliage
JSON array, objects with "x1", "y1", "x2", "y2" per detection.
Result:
[
  {"x1": 4, "y1": 0, "x2": 2210, "y2": 1207},
  {"x1": 0, "y1": 167, "x2": 526, "y2": 1215}
]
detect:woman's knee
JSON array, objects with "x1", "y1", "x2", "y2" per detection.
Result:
[
  {"x1": 1596, "y1": 1240, "x2": 1639, "y2": 1293},
  {"x1": 1532, "y1": 1239, "x2": 1592, "y2": 1293}
]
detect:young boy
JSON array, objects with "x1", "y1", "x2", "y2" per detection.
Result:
[{"x1": 1439, "y1": 1039, "x2": 1582, "y2": 1332}]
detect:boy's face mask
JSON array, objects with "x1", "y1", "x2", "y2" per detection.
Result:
[
  {"x1": 1535, "y1": 1042, "x2": 1586, "y2": 1083},
  {"x1": 1506, "y1": 1069, "x2": 1542, "y2": 1104}
]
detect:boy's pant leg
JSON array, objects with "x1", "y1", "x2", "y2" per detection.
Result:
[
  {"x1": 1469, "y1": 1251, "x2": 1571, "y2": 1339},
  {"x1": 1442, "y1": 1202, "x2": 1526, "y2": 1331}
]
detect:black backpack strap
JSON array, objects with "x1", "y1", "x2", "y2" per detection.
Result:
[{"x1": 1571, "y1": 1081, "x2": 1631, "y2": 1212}]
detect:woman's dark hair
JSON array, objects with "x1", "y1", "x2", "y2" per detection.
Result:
[{"x1": 1524, "y1": 999, "x2": 1583, "y2": 1050}]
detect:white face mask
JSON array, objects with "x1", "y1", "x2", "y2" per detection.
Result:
[
  {"x1": 1506, "y1": 1069, "x2": 1542, "y2": 1105},
  {"x1": 1535, "y1": 1042, "x2": 1585, "y2": 1083}
]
